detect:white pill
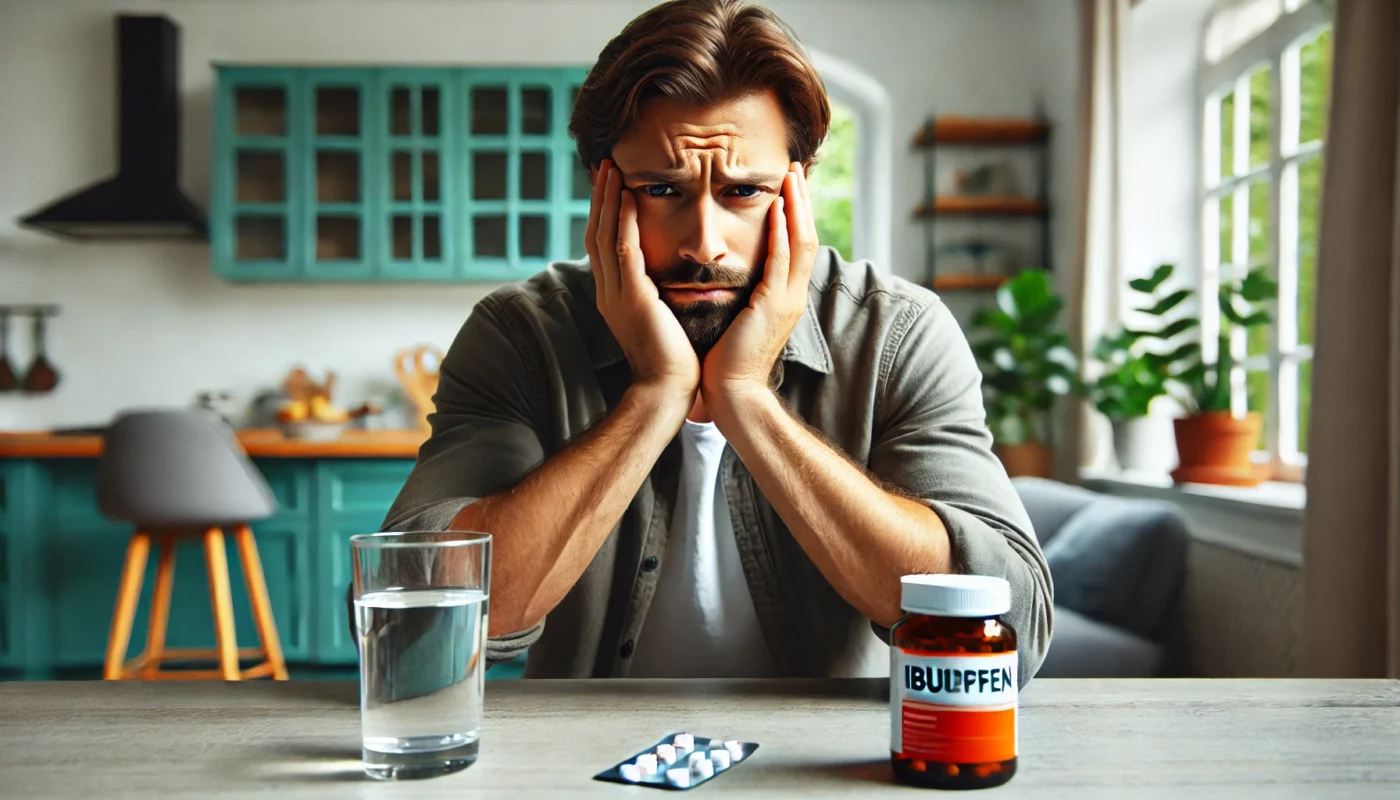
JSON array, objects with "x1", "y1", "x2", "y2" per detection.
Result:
[
  {"x1": 655, "y1": 744, "x2": 678, "y2": 765},
  {"x1": 724, "y1": 740, "x2": 745, "y2": 760},
  {"x1": 673, "y1": 733, "x2": 695, "y2": 753},
  {"x1": 709, "y1": 748, "x2": 732, "y2": 770},
  {"x1": 687, "y1": 751, "x2": 707, "y2": 767},
  {"x1": 665, "y1": 766, "x2": 691, "y2": 788},
  {"x1": 619, "y1": 763, "x2": 643, "y2": 783},
  {"x1": 635, "y1": 753, "x2": 659, "y2": 776},
  {"x1": 691, "y1": 758, "x2": 715, "y2": 780}
]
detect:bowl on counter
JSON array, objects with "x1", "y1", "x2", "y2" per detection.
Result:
[{"x1": 280, "y1": 420, "x2": 347, "y2": 441}]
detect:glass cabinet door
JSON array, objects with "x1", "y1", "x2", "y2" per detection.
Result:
[
  {"x1": 381, "y1": 70, "x2": 455, "y2": 279},
  {"x1": 304, "y1": 70, "x2": 372, "y2": 279},
  {"x1": 215, "y1": 68, "x2": 299, "y2": 279}
]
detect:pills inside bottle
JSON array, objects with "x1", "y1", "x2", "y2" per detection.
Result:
[{"x1": 890, "y1": 574, "x2": 1017, "y2": 790}]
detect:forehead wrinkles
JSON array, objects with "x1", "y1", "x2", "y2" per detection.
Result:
[{"x1": 664, "y1": 125, "x2": 742, "y2": 169}]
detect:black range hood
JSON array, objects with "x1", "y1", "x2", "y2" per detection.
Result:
[{"x1": 19, "y1": 15, "x2": 207, "y2": 239}]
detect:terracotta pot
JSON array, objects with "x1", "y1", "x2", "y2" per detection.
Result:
[
  {"x1": 1171, "y1": 412, "x2": 1266, "y2": 486},
  {"x1": 995, "y1": 441, "x2": 1055, "y2": 479}
]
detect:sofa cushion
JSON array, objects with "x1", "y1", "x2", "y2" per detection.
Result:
[
  {"x1": 1040, "y1": 496, "x2": 1189, "y2": 640},
  {"x1": 1011, "y1": 477, "x2": 1100, "y2": 548},
  {"x1": 1038, "y1": 606, "x2": 1163, "y2": 678}
]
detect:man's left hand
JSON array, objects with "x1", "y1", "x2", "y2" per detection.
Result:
[{"x1": 701, "y1": 162, "x2": 818, "y2": 404}]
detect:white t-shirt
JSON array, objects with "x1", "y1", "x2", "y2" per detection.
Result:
[{"x1": 627, "y1": 420, "x2": 779, "y2": 678}]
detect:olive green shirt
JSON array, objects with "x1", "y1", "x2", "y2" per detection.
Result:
[{"x1": 381, "y1": 247, "x2": 1053, "y2": 685}]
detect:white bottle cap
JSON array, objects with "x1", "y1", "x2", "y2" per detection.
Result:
[{"x1": 900, "y1": 574, "x2": 1011, "y2": 617}]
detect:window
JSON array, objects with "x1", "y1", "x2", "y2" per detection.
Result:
[
  {"x1": 1199, "y1": 0, "x2": 1330, "y2": 479},
  {"x1": 810, "y1": 102, "x2": 856, "y2": 261}
]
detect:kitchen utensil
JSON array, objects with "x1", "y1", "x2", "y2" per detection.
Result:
[
  {"x1": 393, "y1": 345, "x2": 443, "y2": 432},
  {"x1": 0, "y1": 309, "x2": 19, "y2": 392},
  {"x1": 21, "y1": 309, "x2": 59, "y2": 394}
]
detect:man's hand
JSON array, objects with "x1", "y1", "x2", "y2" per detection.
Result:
[
  {"x1": 586, "y1": 159, "x2": 701, "y2": 399},
  {"x1": 701, "y1": 163, "x2": 818, "y2": 403}
]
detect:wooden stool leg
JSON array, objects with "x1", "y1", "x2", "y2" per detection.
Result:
[
  {"x1": 103, "y1": 531, "x2": 151, "y2": 680},
  {"x1": 234, "y1": 524, "x2": 289, "y2": 680},
  {"x1": 203, "y1": 527, "x2": 241, "y2": 681},
  {"x1": 141, "y1": 534, "x2": 178, "y2": 680}
]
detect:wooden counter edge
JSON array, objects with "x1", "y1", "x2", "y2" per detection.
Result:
[{"x1": 0, "y1": 429, "x2": 428, "y2": 459}]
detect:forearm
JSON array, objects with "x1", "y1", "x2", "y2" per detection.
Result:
[
  {"x1": 453, "y1": 381, "x2": 692, "y2": 636},
  {"x1": 712, "y1": 387, "x2": 952, "y2": 627}
]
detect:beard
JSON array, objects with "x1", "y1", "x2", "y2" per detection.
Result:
[{"x1": 649, "y1": 260, "x2": 760, "y2": 358}]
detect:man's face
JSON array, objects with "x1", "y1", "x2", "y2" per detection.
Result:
[{"x1": 606, "y1": 90, "x2": 795, "y2": 356}]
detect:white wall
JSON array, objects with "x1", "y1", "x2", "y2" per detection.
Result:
[{"x1": 0, "y1": 0, "x2": 1081, "y2": 431}]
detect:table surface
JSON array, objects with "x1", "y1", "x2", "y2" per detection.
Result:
[
  {"x1": 0, "y1": 428, "x2": 427, "y2": 459},
  {"x1": 2, "y1": 678, "x2": 1398, "y2": 799}
]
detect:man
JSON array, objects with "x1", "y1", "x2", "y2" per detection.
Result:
[{"x1": 382, "y1": 0, "x2": 1051, "y2": 683}]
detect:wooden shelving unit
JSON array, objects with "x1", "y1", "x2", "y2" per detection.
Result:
[{"x1": 912, "y1": 114, "x2": 1052, "y2": 290}]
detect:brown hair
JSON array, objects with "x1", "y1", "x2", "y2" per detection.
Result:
[{"x1": 569, "y1": 0, "x2": 830, "y2": 171}]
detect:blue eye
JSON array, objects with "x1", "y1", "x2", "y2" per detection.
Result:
[
  {"x1": 730, "y1": 185, "x2": 760, "y2": 198},
  {"x1": 643, "y1": 185, "x2": 676, "y2": 198}
]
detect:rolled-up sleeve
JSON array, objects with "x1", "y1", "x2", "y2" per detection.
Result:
[
  {"x1": 865, "y1": 297, "x2": 1054, "y2": 686},
  {"x1": 378, "y1": 296, "x2": 550, "y2": 660}
]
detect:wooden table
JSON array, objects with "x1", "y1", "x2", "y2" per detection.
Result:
[
  {"x1": 0, "y1": 428, "x2": 429, "y2": 459},
  {"x1": 2, "y1": 679, "x2": 1398, "y2": 798}
]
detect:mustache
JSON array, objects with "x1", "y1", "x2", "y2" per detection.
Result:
[{"x1": 650, "y1": 260, "x2": 755, "y2": 289}]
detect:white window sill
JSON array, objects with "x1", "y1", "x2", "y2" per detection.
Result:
[{"x1": 1079, "y1": 467, "x2": 1304, "y2": 566}]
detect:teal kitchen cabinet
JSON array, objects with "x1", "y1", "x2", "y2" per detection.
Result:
[{"x1": 212, "y1": 66, "x2": 589, "y2": 282}]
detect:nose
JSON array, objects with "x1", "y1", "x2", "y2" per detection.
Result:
[{"x1": 676, "y1": 193, "x2": 729, "y2": 267}]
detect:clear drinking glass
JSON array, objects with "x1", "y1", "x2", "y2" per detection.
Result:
[{"x1": 350, "y1": 531, "x2": 491, "y2": 780}]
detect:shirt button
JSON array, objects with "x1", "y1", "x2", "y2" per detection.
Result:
[
  {"x1": 620, "y1": 639, "x2": 635, "y2": 659},
  {"x1": 642, "y1": 555, "x2": 659, "y2": 572}
]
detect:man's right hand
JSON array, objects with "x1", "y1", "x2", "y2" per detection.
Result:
[{"x1": 586, "y1": 159, "x2": 700, "y2": 399}]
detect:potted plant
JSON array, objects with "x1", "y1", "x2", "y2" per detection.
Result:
[
  {"x1": 1131, "y1": 264, "x2": 1278, "y2": 486},
  {"x1": 970, "y1": 270, "x2": 1079, "y2": 479},
  {"x1": 1083, "y1": 263, "x2": 1189, "y2": 472}
]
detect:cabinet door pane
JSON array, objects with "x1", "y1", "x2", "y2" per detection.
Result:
[
  {"x1": 390, "y1": 87, "x2": 412, "y2": 136},
  {"x1": 422, "y1": 87, "x2": 441, "y2": 136},
  {"x1": 473, "y1": 152, "x2": 507, "y2": 200},
  {"x1": 572, "y1": 159, "x2": 592, "y2": 200},
  {"x1": 236, "y1": 87, "x2": 287, "y2": 136},
  {"x1": 423, "y1": 152, "x2": 440, "y2": 201},
  {"x1": 392, "y1": 215, "x2": 413, "y2": 260},
  {"x1": 520, "y1": 152, "x2": 549, "y2": 200},
  {"x1": 237, "y1": 151, "x2": 285, "y2": 203},
  {"x1": 423, "y1": 215, "x2": 442, "y2": 260},
  {"x1": 316, "y1": 87, "x2": 360, "y2": 137},
  {"x1": 520, "y1": 215, "x2": 548, "y2": 258},
  {"x1": 570, "y1": 216, "x2": 588, "y2": 260},
  {"x1": 316, "y1": 151, "x2": 360, "y2": 203},
  {"x1": 471, "y1": 87, "x2": 508, "y2": 135},
  {"x1": 237, "y1": 215, "x2": 286, "y2": 261},
  {"x1": 392, "y1": 151, "x2": 413, "y2": 201},
  {"x1": 317, "y1": 216, "x2": 361, "y2": 261},
  {"x1": 522, "y1": 87, "x2": 551, "y2": 134},
  {"x1": 474, "y1": 216, "x2": 507, "y2": 257}
]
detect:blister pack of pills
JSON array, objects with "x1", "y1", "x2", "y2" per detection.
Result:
[{"x1": 593, "y1": 732, "x2": 758, "y2": 790}]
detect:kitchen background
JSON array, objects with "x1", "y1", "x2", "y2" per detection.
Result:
[{"x1": 0, "y1": 0, "x2": 1081, "y2": 432}]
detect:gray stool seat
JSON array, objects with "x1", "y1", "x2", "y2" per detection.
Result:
[
  {"x1": 97, "y1": 409, "x2": 276, "y2": 527},
  {"x1": 95, "y1": 408, "x2": 287, "y2": 682}
]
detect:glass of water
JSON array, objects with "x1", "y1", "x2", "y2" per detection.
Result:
[{"x1": 350, "y1": 530, "x2": 491, "y2": 780}]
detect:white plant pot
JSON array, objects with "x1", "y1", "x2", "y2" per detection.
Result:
[{"x1": 1111, "y1": 416, "x2": 1177, "y2": 474}]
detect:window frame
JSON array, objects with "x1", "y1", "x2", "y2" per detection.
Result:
[{"x1": 1197, "y1": 0, "x2": 1329, "y2": 481}]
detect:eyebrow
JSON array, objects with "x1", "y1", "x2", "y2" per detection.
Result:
[{"x1": 623, "y1": 168, "x2": 788, "y2": 186}]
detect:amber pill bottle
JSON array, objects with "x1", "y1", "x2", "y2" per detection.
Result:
[{"x1": 890, "y1": 574, "x2": 1017, "y2": 790}]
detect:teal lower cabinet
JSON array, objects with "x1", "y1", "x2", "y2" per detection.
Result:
[{"x1": 0, "y1": 456, "x2": 525, "y2": 679}]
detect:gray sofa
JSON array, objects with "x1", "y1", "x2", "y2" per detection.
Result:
[{"x1": 1013, "y1": 477, "x2": 1190, "y2": 678}]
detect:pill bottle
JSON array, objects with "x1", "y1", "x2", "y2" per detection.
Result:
[{"x1": 890, "y1": 574, "x2": 1017, "y2": 790}]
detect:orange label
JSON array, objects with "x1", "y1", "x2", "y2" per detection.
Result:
[{"x1": 891, "y1": 651, "x2": 1017, "y2": 763}]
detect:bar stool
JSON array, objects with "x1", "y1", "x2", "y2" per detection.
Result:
[{"x1": 97, "y1": 409, "x2": 288, "y2": 681}]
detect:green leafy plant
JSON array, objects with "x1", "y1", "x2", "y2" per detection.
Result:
[
  {"x1": 1084, "y1": 263, "x2": 1194, "y2": 420},
  {"x1": 1115, "y1": 263, "x2": 1277, "y2": 415},
  {"x1": 970, "y1": 270, "x2": 1079, "y2": 445}
]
